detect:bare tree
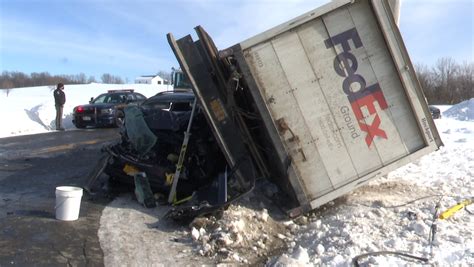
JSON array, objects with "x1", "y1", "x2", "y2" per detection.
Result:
[
  {"x1": 432, "y1": 57, "x2": 459, "y2": 104},
  {"x1": 87, "y1": 75, "x2": 96, "y2": 83},
  {"x1": 101, "y1": 73, "x2": 113, "y2": 83},
  {"x1": 456, "y1": 61, "x2": 474, "y2": 102},
  {"x1": 112, "y1": 76, "x2": 124, "y2": 84},
  {"x1": 101, "y1": 73, "x2": 124, "y2": 84},
  {"x1": 415, "y1": 63, "x2": 434, "y2": 102},
  {"x1": 414, "y1": 57, "x2": 473, "y2": 104},
  {"x1": 76, "y1": 73, "x2": 87, "y2": 84},
  {"x1": 157, "y1": 70, "x2": 171, "y2": 82},
  {"x1": 0, "y1": 71, "x2": 123, "y2": 87}
]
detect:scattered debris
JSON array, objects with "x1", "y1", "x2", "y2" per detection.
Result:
[
  {"x1": 101, "y1": 90, "x2": 250, "y2": 219},
  {"x1": 186, "y1": 204, "x2": 288, "y2": 264}
]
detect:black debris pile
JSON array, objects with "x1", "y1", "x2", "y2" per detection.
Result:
[{"x1": 100, "y1": 90, "x2": 254, "y2": 220}]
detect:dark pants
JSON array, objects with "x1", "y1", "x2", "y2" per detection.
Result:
[{"x1": 55, "y1": 105, "x2": 64, "y2": 129}]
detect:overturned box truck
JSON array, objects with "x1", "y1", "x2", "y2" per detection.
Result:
[{"x1": 104, "y1": 0, "x2": 442, "y2": 219}]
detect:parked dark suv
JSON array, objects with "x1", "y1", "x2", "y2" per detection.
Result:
[
  {"x1": 140, "y1": 90, "x2": 195, "y2": 113},
  {"x1": 429, "y1": 105, "x2": 441, "y2": 119},
  {"x1": 72, "y1": 89, "x2": 147, "y2": 128}
]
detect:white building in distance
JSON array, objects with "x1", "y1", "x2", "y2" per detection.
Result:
[{"x1": 135, "y1": 75, "x2": 165, "y2": 85}]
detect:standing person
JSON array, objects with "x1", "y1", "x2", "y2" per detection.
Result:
[{"x1": 54, "y1": 83, "x2": 66, "y2": 131}]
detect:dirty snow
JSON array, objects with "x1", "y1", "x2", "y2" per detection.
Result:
[
  {"x1": 1, "y1": 85, "x2": 473, "y2": 266},
  {"x1": 443, "y1": 99, "x2": 474, "y2": 121}
]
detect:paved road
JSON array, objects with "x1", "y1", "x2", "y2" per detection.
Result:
[{"x1": 0, "y1": 128, "x2": 120, "y2": 266}]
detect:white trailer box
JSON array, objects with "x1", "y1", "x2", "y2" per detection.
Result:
[{"x1": 168, "y1": 0, "x2": 442, "y2": 216}]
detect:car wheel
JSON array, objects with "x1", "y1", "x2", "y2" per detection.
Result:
[
  {"x1": 115, "y1": 110, "x2": 125, "y2": 127},
  {"x1": 75, "y1": 123, "x2": 86, "y2": 129}
]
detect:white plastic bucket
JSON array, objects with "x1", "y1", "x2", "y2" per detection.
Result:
[{"x1": 55, "y1": 186, "x2": 83, "y2": 221}]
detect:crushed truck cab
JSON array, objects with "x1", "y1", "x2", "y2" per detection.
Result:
[{"x1": 167, "y1": 0, "x2": 442, "y2": 217}]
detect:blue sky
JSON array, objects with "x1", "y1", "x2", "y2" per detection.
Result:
[{"x1": 0, "y1": 0, "x2": 472, "y2": 82}]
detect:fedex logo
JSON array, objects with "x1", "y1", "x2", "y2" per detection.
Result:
[{"x1": 324, "y1": 28, "x2": 388, "y2": 147}]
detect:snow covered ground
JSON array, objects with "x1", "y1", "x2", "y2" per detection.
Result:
[
  {"x1": 98, "y1": 99, "x2": 474, "y2": 266},
  {"x1": 1, "y1": 85, "x2": 472, "y2": 266},
  {"x1": 0, "y1": 83, "x2": 170, "y2": 138}
]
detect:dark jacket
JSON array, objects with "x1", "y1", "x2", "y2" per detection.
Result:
[{"x1": 54, "y1": 89, "x2": 66, "y2": 106}]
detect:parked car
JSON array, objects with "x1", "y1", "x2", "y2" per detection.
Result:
[
  {"x1": 429, "y1": 105, "x2": 441, "y2": 119},
  {"x1": 140, "y1": 89, "x2": 195, "y2": 113},
  {"x1": 72, "y1": 89, "x2": 147, "y2": 128}
]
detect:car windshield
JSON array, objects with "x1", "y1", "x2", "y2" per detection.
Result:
[
  {"x1": 93, "y1": 94, "x2": 128, "y2": 104},
  {"x1": 142, "y1": 100, "x2": 194, "y2": 112},
  {"x1": 142, "y1": 92, "x2": 194, "y2": 111},
  {"x1": 429, "y1": 106, "x2": 439, "y2": 111}
]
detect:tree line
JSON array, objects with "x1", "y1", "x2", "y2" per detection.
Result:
[
  {"x1": 0, "y1": 71, "x2": 125, "y2": 89},
  {"x1": 1, "y1": 57, "x2": 472, "y2": 104},
  {"x1": 415, "y1": 57, "x2": 473, "y2": 105}
]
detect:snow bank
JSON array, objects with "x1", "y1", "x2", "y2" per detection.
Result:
[
  {"x1": 0, "y1": 83, "x2": 170, "y2": 138},
  {"x1": 443, "y1": 98, "x2": 474, "y2": 121}
]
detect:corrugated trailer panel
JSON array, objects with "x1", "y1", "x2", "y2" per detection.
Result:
[
  {"x1": 239, "y1": 0, "x2": 442, "y2": 209},
  {"x1": 244, "y1": 41, "x2": 336, "y2": 197},
  {"x1": 244, "y1": 0, "x2": 409, "y2": 193},
  {"x1": 322, "y1": 2, "x2": 412, "y2": 164},
  {"x1": 271, "y1": 30, "x2": 362, "y2": 192},
  {"x1": 295, "y1": 19, "x2": 385, "y2": 179},
  {"x1": 345, "y1": 1, "x2": 424, "y2": 156},
  {"x1": 371, "y1": 1, "x2": 441, "y2": 149}
]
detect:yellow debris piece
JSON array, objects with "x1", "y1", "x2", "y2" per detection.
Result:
[
  {"x1": 123, "y1": 164, "x2": 140, "y2": 176},
  {"x1": 165, "y1": 173, "x2": 174, "y2": 186},
  {"x1": 439, "y1": 199, "x2": 472, "y2": 220}
]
